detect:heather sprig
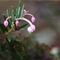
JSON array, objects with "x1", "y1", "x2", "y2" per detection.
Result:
[
  {"x1": 3, "y1": 2, "x2": 35, "y2": 34},
  {"x1": 0, "y1": 1, "x2": 36, "y2": 42}
]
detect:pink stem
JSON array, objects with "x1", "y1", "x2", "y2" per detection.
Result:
[
  {"x1": 6, "y1": 16, "x2": 11, "y2": 21},
  {"x1": 24, "y1": 13, "x2": 34, "y2": 17},
  {"x1": 5, "y1": 16, "x2": 33, "y2": 26},
  {"x1": 16, "y1": 17, "x2": 33, "y2": 26}
]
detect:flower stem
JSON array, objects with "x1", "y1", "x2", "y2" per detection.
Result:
[
  {"x1": 16, "y1": 17, "x2": 33, "y2": 26},
  {"x1": 5, "y1": 27, "x2": 14, "y2": 35}
]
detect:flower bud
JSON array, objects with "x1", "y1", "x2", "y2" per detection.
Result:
[
  {"x1": 31, "y1": 16, "x2": 35, "y2": 23},
  {"x1": 27, "y1": 26, "x2": 33, "y2": 34},
  {"x1": 31, "y1": 24, "x2": 36, "y2": 31},
  {"x1": 27, "y1": 24, "x2": 36, "y2": 34},
  {"x1": 4, "y1": 20, "x2": 8, "y2": 27},
  {"x1": 24, "y1": 9, "x2": 27, "y2": 14},
  {"x1": 15, "y1": 21, "x2": 19, "y2": 27}
]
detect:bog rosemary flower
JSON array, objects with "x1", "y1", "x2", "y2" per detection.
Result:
[
  {"x1": 3, "y1": 14, "x2": 36, "y2": 33},
  {"x1": 31, "y1": 16, "x2": 35, "y2": 23},
  {"x1": 3, "y1": 6, "x2": 36, "y2": 34},
  {"x1": 16, "y1": 17, "x2": 36, "y2": 33},
  {"x1": 27, "y1": 25, "x2": 35, "y2": 34},
  {"x1": 27, "y1": 14, "x2": 35, "y2": 23},
  {"x1": 15, "y1": 21, "x2": 19, "y2": 27},
  {"x1": 24, "y1": 9, "x2": 27, "y2": 14},
  {"x1": 23, "y1": 10, "x2": 35, "y2": 23},
  {"x1": 4, "y1": 20, "x2": 8, "y2": 27}
]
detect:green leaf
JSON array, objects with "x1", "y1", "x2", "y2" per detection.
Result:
[
  {"x1": 7, "y1": 35, "x2": 12, "y2": 42},
  {"x1": 18, "y1": 1, "x2": 21, "y2": 8},
  {"x1": 0, "y1": 23, "x2": 8, "y2": 33},
  {"x1": 16, "y1": 7, "x2": 20, "y2": 18},
  {"x1": 11, "y1": 6, "x2": 15, "y2": 27},
  {"x1": 7, "y1": 9, "x2": 9, "y2": 16},
  {"x1": 18, "y1": 1, "x2": 21, "y2": 18},
  {"x1": 6, "y1": 10, "x2": 11, "y2": 28},
  {"x1": 16, "y1": 2, "x2": 24, "y2": 18},
  {"x1": 18, "y1": 7, "x2": 20, "y2": 18},
  {"x1": 16, "y1": 8, "x2": 18, "y2": 18},
  {"x1": 11, "y1": 6, "x2": 14, "y2": 20},
  {"x1": 3, "y1": 14, "x2": 7, "y2": 20},
  {"x1": 8, "y1": 19, "x2": 12, "y2": 28},
  {"x1": 7, "y1": 35, "x2": 19, "y2": 42},
  {"x1": 11, "y1": 36, "x2": 18, "y2": 41},
  {"x1": 18, "y1": 23, "x2": 28, "y2": 30},
  {"x1": 16, "y1": 1, "x2": 21, "y2": 18},
  {"x1": 20, "y1": 5, "x2": 24, "y2": 18}
]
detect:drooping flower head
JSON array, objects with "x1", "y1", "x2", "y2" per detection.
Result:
[
  {"x1": 4, "y1": 20, "x2": 8, "y2": 27},
  {"x1": 15, "y1": 21, "x2": 19, "y2": 27},
  {"x1": 3, "y1": 6, "x2": 36, "y2": 34},
  {"x1": 27, "y1": 25, "x2": 36, "y2": 34},
  {"x1": 24, "y1": 11, "x2": 35, "y2": 23}
]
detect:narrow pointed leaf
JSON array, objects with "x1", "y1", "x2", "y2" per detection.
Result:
[
  {"x1": 8, "y1": 19, "x2": 12, "y2": 28},
  {"x1": 11, "y1": 36, "x2": 18, "y2": 41},
  {"x1": 16, "y1": 7, "x2": 20, "y2": 18},
  {"x1": 11, "y1": 6, "x2": 15, "y2": 27},
  {"x1": 16, "y1": 8, "x2": 18, "y2": 18},
  {"x1": 16, "y1": 2, "x2": 21, "y2": 18},
  {"x1": 18, "y1": 1, "x2": 21, "y2": 17},
  {"x1": 7, "y1": 10, "x2": 9, "y2": 16},
  {"x1": 18, "y1": 7, "x2": 20, "y2": 18},
  {"x1": 20, "y1": 5, "x2": 24, "y2": 18},
  {"x1": 3, "y1": 14, "x2": 7, "y2": 20},
  {"x1": 18, "y1": 1, "x2": 21, "y2": 8},
  {"x1": 18, "y1": 23, "x2": 28, "y2": 30},
  {"x1": 7, "y1": 35, "x2": 19, "y2": 42},
  {"x1": 7, "y1": 10, "x2": 11, "y2": 28},
  {"x1": 7, "y1": 35, "x2": 12, "y2": 42},
  {"x1": 11, "y1": 6, "x2": 14, "y2": 20}
]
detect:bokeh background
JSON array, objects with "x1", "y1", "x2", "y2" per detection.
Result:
[{"x1": 0, "y1": 0, "x2": 60, "y2": 46}]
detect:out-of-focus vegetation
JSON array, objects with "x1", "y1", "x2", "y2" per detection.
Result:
[{"x1": 0, "y1": 0, "x2": 60, "y2": 60}]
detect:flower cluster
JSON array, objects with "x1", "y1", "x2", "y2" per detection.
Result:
[{"x1": 4, "y1": 9, "x2": 36, "y2": 34}]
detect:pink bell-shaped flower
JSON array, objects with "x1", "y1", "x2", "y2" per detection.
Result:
[
  {"x1": 27, "y1": 26, "x2": 33, "y2": 34},
  {"x1": 31, "y1": 24, "x2": 36, "y2": 31},
  {"x1": 15, "y1": 21, "x2": 19, "y2": 27},
  {"x1": 31, "y1": 16, "x2": 35, "y2": 23},
  {"x1": 27, "y1": 24, "x2": 36, "y2": 34},
  {"x1": 24, "y1": 9, "x2": 27, "y2": 14},
  {"x1": 4, "y1": 20, "x2": 8, "y2": 27}
]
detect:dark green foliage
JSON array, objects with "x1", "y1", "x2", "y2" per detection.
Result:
[
  {"x1": 0, "y1": 23, "x2": 8, "y2": 33},
  {"x1": 0, "y1": 1, "x2": 55, "y2": 60},
  {"x1": 6, "y1": 35, "x2": 19, "y2": 42},
  {"x1": 0, "y1": 35, "x2": 54, "y2": 60}
]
